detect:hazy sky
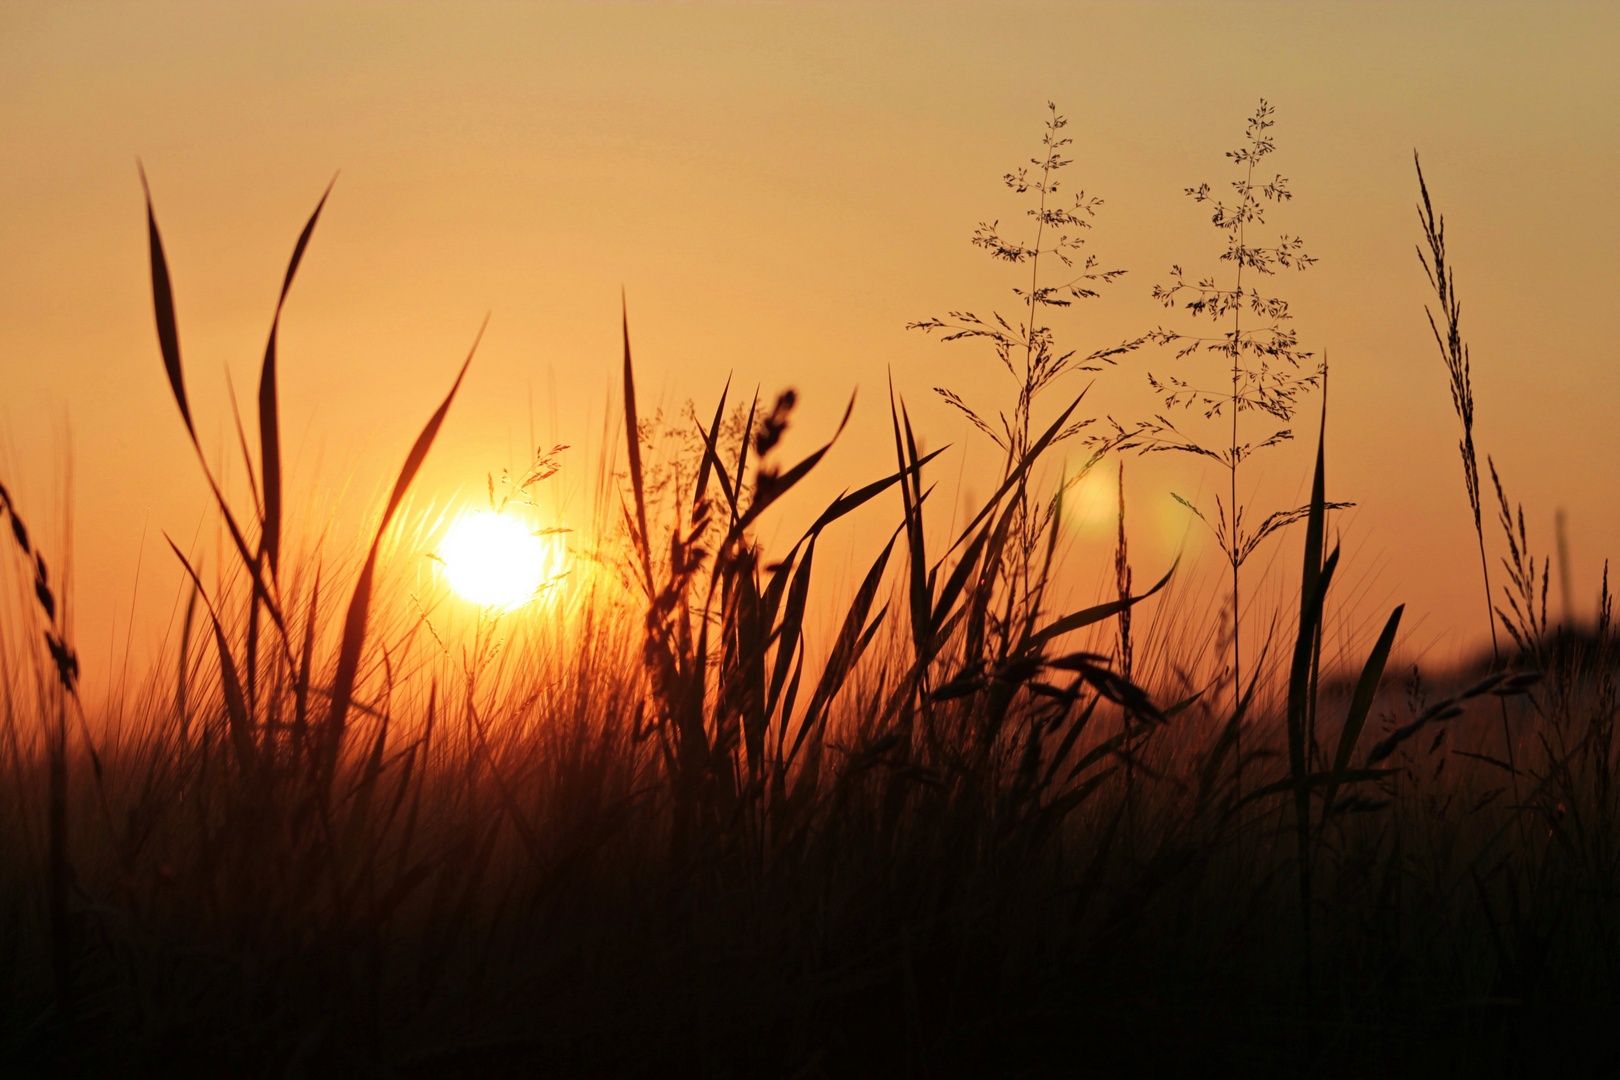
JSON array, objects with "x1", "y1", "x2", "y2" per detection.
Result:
[{"x1": 1, "y1": 2, "x2": 1616, "y2": 701}]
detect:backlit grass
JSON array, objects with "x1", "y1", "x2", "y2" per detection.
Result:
[{"x1": 0, "y1": 109, "x2": 1614, "y2": 1079}]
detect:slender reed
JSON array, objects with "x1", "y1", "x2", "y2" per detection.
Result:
[
  {"x1": 910, "y1": 102, "x2": 1146, "y2": 656},
  {"x1": 1134, "y1": 100, "x2": 1326, "y2": 791},
  {"x1": 1414, "y1": 153, "x2": 1522, "y2": 797}
]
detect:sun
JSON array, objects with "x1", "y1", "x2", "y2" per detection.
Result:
[{"x1": 439, "y1": 511, "x2": 552, "y2": 609}]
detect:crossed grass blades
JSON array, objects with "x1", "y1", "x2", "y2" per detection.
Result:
[{"x1": 0, "y1": 106, "x2": 1605, "y2": 1078}]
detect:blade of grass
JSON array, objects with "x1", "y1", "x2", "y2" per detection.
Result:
[
  {"x1": 766, "y1": 533, "x2": 816, "y2": 725},
  {"x1": 730, "y1": 393, "x2": 856, "y2": 539},
  {"x1": 1232, "y1": 767, "x2": 1399, "y2": 814},
  {"x1": 966, "y1": 492, "x2": 1021, "y2": 663},
  {"x1": 947, "y1": 387, "x2": 1090, "y2": 560},
  {"x1": 693, "y1": 376, "x2": 732, "y2": 512},
  {"x1": 788, "y1": 528, "x2": 899, "y2": 767},
  {"x1": 139, "y1": 166, "x2": 288, "y2": 638},
  {"x1": 1025, "y1": 561, "x2": 1177, "y2": 654},
  {"x1": 620, "y1": 295, "x2": 655, "y2": 597},
  {"x1": 930, "y1": 514, "x2": 995, "y2": 634},
  {"x1": 139, "y1": 162, "x2": 193, "y2": 440},
  {"x1": 321, "y1": 322, "x2": 482, "y2": 786},
  {"x1": 1320, "y1": 604, "x2": 1403, "y2": 829},
  {"x1": 165, "y1": 537, "x2": 257, "y2": 780},
  {"x1": 292, "y1": 568, "x2": 319, "y2": 765},
  {"x1": 889, "y1": 384, "x2": 932, "y2": 655},
  {"x1": 1287, "y1": 399, "x2": 1334, "y2": 851},
  {"x1": 803, "y1": 446, "x2": 948, "y2": 539},
  {"x1": 260, "y1": 177, "x2": 336, "y2": 577},
  {"x1": 1287, "y1": 545, "x2": 1339, "y2": 834},
  {"x1": 693, "y1": 415, "x2": 740, "y2": 524}
]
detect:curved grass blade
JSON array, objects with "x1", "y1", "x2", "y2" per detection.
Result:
[
  {"x1": 1025, "y1": 560, "x2": 1177, "y2": 654},
  {"x1": 788, "y1": 528, "x2": 899, "y2": 767},
  {"x1": 1039, "y1": 694, "x2": 1100, "y2": 792},
  {"x1": 731, "y1": 393, "x2": 856, "y2": 539},
  {"x1": 766, "y1": 533, "x2": 816, "y2": 722},
  {"x1": 693, "y1": 376, "x2": 732, "y2": 511},
  {"x1": 967, "y1": 492, "x2": 1021, "y2": 661},
  {"x1": 140, "y1": 167, "x2": 288, "y2": 637},
  {"x1": 224, "y1": 371, "x2": 264, "y2": 521},
  {"x1": 774, "y1": 639, "x2": 805, "y2": 773},
  {"x1": 803, "y1": 445, "x2": 948, "y2": 539},
  {"x1": 1299, "y1": 392, "x2": 1328, "y2": 628},
  {"x1": 321, "y1": 322, "x2": 482, "y2": 783},
  {"x1": 1233, "y1": 767, "x2": 1398, "y2": 815},
  {"x1": 165, "y1": 537, "x2": 257, "y2": 780},
  {"x1": 621, "y1": 296, "x2": 655, "y2": 596},
  {"x1": 261, "y1": 177, "x2": 336, "y2": 576},
  {"x1": 293, "y1": 568, "x2": 320, "y2": 761},
  {"x1": 1286, "y1": 544, "x2": 1340, "y2": 873},
  {"x1": 947, "y1": 387, "x2": 1089, "y2": 560},
  {"x1": 732, "y1": 390, "x2": 760, "y2": 512},
  {"x1": 888, "y1": 384, "x2": 932, "y2": 652},
  {"x1": 139, "y1": 162, "x2": 193, "y2": 440},
  {"x1": 931, "y1": 512, "x2": 994, "y2": 633},
  {"x1": 1320, "y1": 603, "x2": 1403, "y2": 828}
]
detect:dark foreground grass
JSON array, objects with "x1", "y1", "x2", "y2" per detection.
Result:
[{"x1": 1, "y1": 145, "x2": 1617, "y2": 1079}]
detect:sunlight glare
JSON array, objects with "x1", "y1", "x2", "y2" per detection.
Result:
[
  {"x1": 1059, "y1": 468, "x2": 1118, "y2": 534},
  {"x1": 440, "y1": 511, "x2": 549, "y2": 608}
]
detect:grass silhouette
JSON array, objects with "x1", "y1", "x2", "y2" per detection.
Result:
[{"x1": 0, "y1": 109, "x2": 1614, "y2": 1079}]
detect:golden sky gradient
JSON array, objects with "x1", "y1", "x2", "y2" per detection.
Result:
[{"x1": 1, "y1": 2, "x2": 1616, "y2": 702}]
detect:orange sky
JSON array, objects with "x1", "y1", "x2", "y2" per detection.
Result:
[{"x1": 1, "y1": 2, "x2": 1616, "y2": 703}]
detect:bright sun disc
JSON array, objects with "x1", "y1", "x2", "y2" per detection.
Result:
[{"x1": 440, "y1": 511, "x2": 548, "y2": 608}]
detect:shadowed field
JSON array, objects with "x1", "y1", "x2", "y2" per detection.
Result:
[{"x1": 1, "y1": 106, "x2": 1615, "y2": 1079}]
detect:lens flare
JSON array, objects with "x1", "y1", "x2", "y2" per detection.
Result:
[
  {"x1": 1058, "y1": 468, "x2": 1119, "y2": 535},
  {"x1": 439, "y1": 511, "x2": 549, "y2": 608}
]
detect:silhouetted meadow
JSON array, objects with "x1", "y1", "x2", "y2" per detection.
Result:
[{"x1": 1, "y1": 103, "x2": 1614, "y2": 1079}]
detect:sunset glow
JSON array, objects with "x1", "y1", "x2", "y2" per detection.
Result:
[
  {"x1": 439, "y1": 511, "x2": 551, "y2": 609},
  {"x1": 2, "y1": 6, "x2": 1617, "y2": 1071}
]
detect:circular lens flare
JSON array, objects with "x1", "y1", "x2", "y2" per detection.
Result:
[
  {"x1": 439, "y1": 511, "x2": 549, "y2": 608},
  {"x1": 1059, "y1": 468, "x2": 1119, "y2": 535}
]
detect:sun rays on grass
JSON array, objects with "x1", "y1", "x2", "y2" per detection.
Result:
[{"x1": 437, "y1": 509, "x2": 563, "y2": 610}]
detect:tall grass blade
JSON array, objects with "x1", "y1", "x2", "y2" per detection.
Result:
[
  {"x1": 166, "y1": 537, "x2": 257, "y2": 779},
  {"x1": 1299, "y1": 394, "x2": 1328, "y2": 644},
  {"x1": 888, "y1": 385, "x2": 933, "y2": 654},
  {"x1": 930, "y1": 513, "x2": 994, "y2": 633},
  {"x1": 803, "y1": 446, "x2": 947, "y2": 539},
  {"x1": 947, "y1": 389, "x2": 1088, "y2": 558},
  {"x1": 693, "y1": 376, "x2": 731, "y2": 510},
  {"x1": 260, "y1": 177, "x2": 335, "y2": 576},
  {"x1": 140, "y1": 168, "x2": 287, "y2": 636},
  {"x1": 1284, "y1": 395, "x2": 1339, "y2": 1035},
  {"x1": 966, "y1": 493, "x2": 1020, "y2": 662},
  {"x1": 321, "y1": 323, "x2": 482, "y2": 783},
  {"x1": 732, "y1": 394, "x2": 856, "y2": 538},
  {"x1": 621, "y1": 298, "x2": 654, "y2": 595},
  {"x1": 138, "y1": 162, "x2": 193, "y2": 440},
  {"x1": 1320, "y1": 603, "x2": 1403, "y2": 826},
  {"x1": 1287, "y1": 398, "x2": 1333, "y2": 813},
  {"x1": 1040, "y1": 695, "x2": 1101, "y2": 792},
  {"x1": 788, "y1": 529, "x2": 898, "y2": 766},
  {"x1": 1286, "y1": 545, "x2": 1338, "y2": 819},
  {"x1": 766, "y1": 534, "x2": 815, "y2": 729},
  {"x1": 1025, "y1": 561, "x2": 1176, "y2": 653}
]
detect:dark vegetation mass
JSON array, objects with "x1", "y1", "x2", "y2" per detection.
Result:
[{"x1": 1, "y1": 103, "x2": 1615, "y2": 1078}]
